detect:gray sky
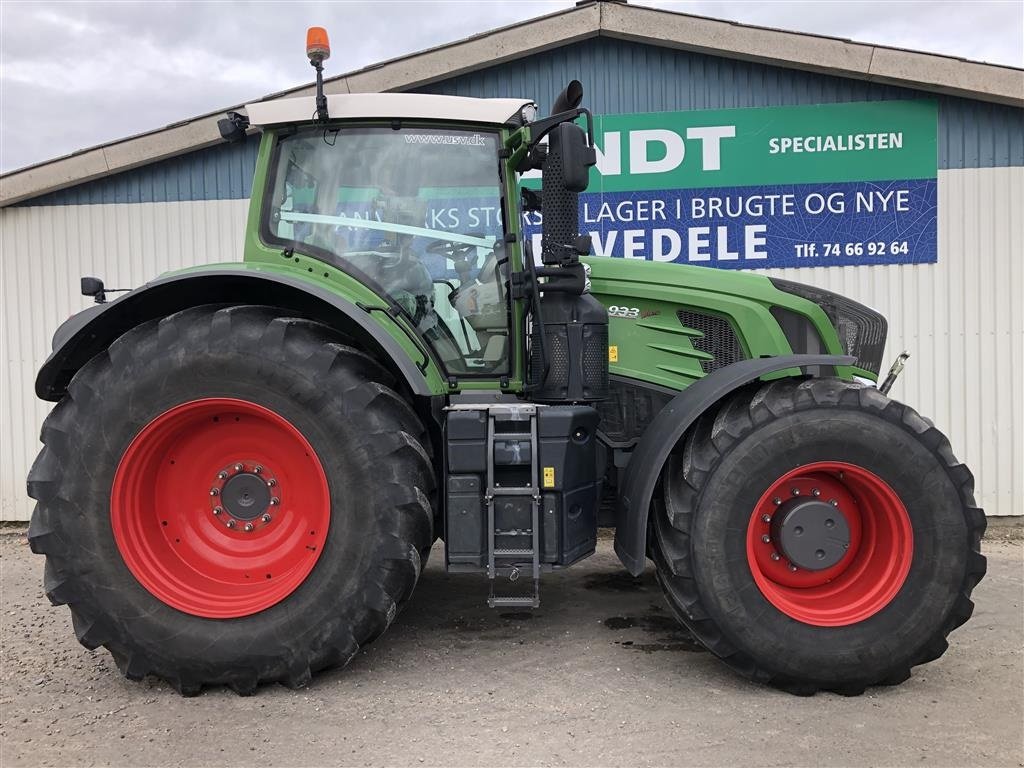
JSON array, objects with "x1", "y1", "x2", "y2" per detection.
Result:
[{"x1": 1, "y1": 0, "x2": 1021, "y2": 174}]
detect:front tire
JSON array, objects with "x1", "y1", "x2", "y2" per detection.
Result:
[
  {"x1": 27, "y1": 305, "x2": 435, "y2": 695},
  {"x1": 651, "y1": 377, "x2": 986, "y2": 695}
]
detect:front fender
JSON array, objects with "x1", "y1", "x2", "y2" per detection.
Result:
[
  {"x1": 613, "y1": 354, "x2": 855, "y2": 575},
  {"x1": 36, "y1": 268, "x2": 438, "y2": 401}
]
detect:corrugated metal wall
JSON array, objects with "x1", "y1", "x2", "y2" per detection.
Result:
[
  {"x1": 0, "y1": 200, "x2": 249, "y2": 520},
  {"x1": 2, "y1": 36, "x2": 1021, "y2": 520},
  {"x1": 2, "y1": 171, "x2": 1019, "y2": 520}
]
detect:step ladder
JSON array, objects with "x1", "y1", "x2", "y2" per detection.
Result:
[{"x1": 485, "y1": 405, "x2": 541, "y2": 608}]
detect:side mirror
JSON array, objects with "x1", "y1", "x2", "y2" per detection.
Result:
[{"x1": 552, "y1": 122, "x2": 596, "y2": 193}]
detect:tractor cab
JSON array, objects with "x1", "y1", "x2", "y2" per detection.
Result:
[{"x1": 247, "y1": 96, "x2": 530, "y2": 376}]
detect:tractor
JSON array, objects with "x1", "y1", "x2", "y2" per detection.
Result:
[{"x1": 27, "y1": 28, "x2": 985, "y2": 696}]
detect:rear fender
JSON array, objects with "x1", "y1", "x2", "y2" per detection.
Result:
[
  {"x1": 35, "y1": 270, "x2": 435, "y2": 401},
  {"x1": 614, "y1": 354, "x2": 855, "y2": 575}
]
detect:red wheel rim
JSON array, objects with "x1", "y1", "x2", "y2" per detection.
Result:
[
  {"x1": 746, "y1": 461, "x2": 913, "y2": 626},
  {"x1": 111, "y1": 398, "x2": 330, "y2": 618}
]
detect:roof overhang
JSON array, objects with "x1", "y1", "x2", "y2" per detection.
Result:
[
  {"x1": 2, "y1": 0, "x2": 1021, "y2": 207},
  {"x1": 244, "y1": 93, "x2": 534, "y2": 127}
]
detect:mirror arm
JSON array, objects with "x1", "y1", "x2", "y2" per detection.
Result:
[{"x1": 525, "y1": 107, "x2": 594, "y2": 151}]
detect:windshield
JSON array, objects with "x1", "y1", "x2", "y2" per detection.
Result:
[{"x1": 265, "y1": 126, "x2": 509, "y2": 375}]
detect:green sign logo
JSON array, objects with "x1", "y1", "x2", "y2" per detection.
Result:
[{"x1": 587, "y1": 99, "x2": 938, "y2": 192}]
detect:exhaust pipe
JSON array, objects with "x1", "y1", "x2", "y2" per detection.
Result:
[{"x1": 550, "y1": 80, "x2": 583, "y2": 115}]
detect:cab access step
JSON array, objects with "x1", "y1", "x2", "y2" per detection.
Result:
[{"x1": 443, "y1": 401, "x2": 603, "y2": 607}]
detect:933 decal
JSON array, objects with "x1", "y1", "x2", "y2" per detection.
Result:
[{"x1": 608, "y1": 305, "x2": 640, "y2": 319}]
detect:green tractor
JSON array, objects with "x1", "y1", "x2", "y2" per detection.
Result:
[{"x1": 28, "y1": 30, "x2": 985, "y2": 696}]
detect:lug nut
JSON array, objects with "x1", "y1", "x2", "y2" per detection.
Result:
[
  {"x1": 761, "y1": 534, "x2": 771, "y2": 544},
  {"x1": 267, "y1": 479, "x2": 277, "y2": 488},
  {"x1": 770, "y1": 552, "x2": 781, "y2": 561},
  {"x1": 212, "y1": 506, "x2": 223, "y2": 516},
  {"x1": 773, "y1": 497, "x2": 782, "y2": 506},
  {"x1": 234, "y1": 463, "x2": 244, "y2": 472},
  {"x1": 209, "y1": 488, "x2": 219, "y2": 497},
  {"x1": 829, "y1": 499, "x2": 839, "y2": 507},
  {"x1": 761, "y1": 514, "x2": 772, "y2": 523},
  {"x1": 789, "y1": 564, "x2": 798, "y2": 572},
  {"x1": 269, "y1": 497, "x2": 280, "y2": 506},
  {"x1": 254, "y1": 465, "x2": 263, "y2": 474},
  {"x1": 225, "y1": 519, "x2": 236, "y2": 529},
  {"x1": 261, "y1": 513, "x2": 272, "y2": 523},
  {"x1": 791, "y1": 488, "x2": 801, "y2": 496},
  {"x1": 218, "y1": 470, "x2": 229, "y2": 480},
  {"x1": 812, "y1": 488, "x2": 821, "y2": 497},
  {"x1": 244, "y1": 523, "x2": 254, "y2": 532}
]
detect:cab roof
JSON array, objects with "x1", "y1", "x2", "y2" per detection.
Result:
[{"x1": 244, "y1": 92, "x2": 535, "y2": 127}]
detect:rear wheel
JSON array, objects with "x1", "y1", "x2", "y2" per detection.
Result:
[
  {"x1": 651, "y1": 377, "x2": 986, "y2": 695},
  {"x1": 28, "y1": 305, "x2": 435, "y2": 695}
]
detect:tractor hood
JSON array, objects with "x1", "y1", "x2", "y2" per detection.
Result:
[{"x1": 582, "y1": 257, "x2": 887, "y2": 379}]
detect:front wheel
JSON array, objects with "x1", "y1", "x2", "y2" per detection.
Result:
[
  {"x1": 651, "y1": 378, "x2": 986, "y2": 695},
  {"x1": 27, "y1": 305, "x2": 435, "y2": 695}
]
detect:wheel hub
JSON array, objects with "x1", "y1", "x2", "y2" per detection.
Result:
[
  {"x1": 771, "y1": 498, "x2": 850, "y2": 570},
  {"x1": 221, "y1": 472, "x2": 272, "y2": 520},
  {"x1": 210, "y1": 462, "x2": 280, "y2": 530}
]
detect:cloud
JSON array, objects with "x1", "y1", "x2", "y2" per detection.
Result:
[{"x1": 1, "y1": 0, "x2": 1020, "y2": 174}]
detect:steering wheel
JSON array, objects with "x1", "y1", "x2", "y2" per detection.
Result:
[
  {"x1": 425, "y1": 236, "x2": 481, "y2": 261},
  {"x1": 426, "y1": 233, "x2": 486, "y2": 284}
]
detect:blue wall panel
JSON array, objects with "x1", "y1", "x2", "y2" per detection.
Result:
[
  {"x1": 19, "y1": 36, "x2": 1022, "y2": 206},
  {"x1": 22, "y1": 138, "x2": 259, "y2": 207}
]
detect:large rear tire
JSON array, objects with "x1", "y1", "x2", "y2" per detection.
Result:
[
  {"x1": 651, "y1": 377, "x2": 986, "y2": 695},
  {"x1": 27, "y1": 305, "x2": 435, "y2": 695}
]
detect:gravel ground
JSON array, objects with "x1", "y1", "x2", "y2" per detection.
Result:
[{"x1": 1, "y1": 532, "x2": 1021, "y2": 768}]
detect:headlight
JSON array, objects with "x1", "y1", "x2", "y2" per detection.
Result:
[
  {"x1": 521, "y1": 104, "x2": 538, "y2": 124},
  {"x1": 769, "y1": 278, "x2": 888, "y2": 375}
]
